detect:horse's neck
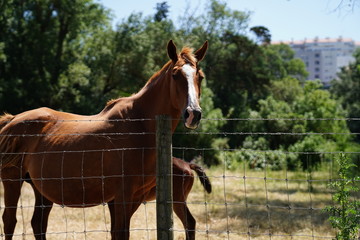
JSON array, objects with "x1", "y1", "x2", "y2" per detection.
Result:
[
  {"x1": 102, "y1": 70, "x2": 181, "y2": 132},
  {"x1": 133, "y1": 71, "x2": 182, "y2": 131}
]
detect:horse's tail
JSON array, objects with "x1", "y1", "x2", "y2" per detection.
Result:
[
  {"x1": 189, "y1": 163, "x2": 212, "y2": 194},
  {"x1": 0, "y1": 113, "x2": 20, "y2": 168}
]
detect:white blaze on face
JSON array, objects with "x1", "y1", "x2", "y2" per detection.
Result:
[
  {"x1": 182, "y1": 64, "x2": 201, "y2": 128},
  {"x1": 182, "y1": 64, "x2": 199, "y2": 109}
]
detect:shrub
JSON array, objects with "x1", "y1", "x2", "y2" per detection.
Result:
[{"x1": 324, "y1": 154, "x2": 360, "y2": 240}]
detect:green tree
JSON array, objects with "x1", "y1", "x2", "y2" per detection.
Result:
[
  {"x1": 266, "y1": 43, "x2": 308, "y2": 82},
  {"x1": 331, "y1": 48, "x2": 360, "y2": 142},
  {"x1": 250, "y1": 26, "x2": 271, "y2": 45},
  {"x1": 0, "y1": 0, "x2": 111, "y2": 114},
  {"x1": 241, "y1": 79, "x2": 350, "y2": 170},
  {"x1": 154, "y1": 2, "x2": 170, "y2": 22},
  {"x1": 106, "y1": 12, "x2": 176, "y2": 98},
  {"x1": 296, "y1": 81, "x2": 350, "y2": 147}
]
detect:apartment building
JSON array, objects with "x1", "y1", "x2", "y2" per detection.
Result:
[{"x1": 276, "y1": 37, "x2": 359, "y2": 86}]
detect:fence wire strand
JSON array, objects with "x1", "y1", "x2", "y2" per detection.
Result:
[{"x1": 0, "y1": 117, "x2": 359, "y2": 239}]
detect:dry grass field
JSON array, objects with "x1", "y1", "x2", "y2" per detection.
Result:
[{"x1": 0, "y1": 166, "x2": 341, "y2": 240}]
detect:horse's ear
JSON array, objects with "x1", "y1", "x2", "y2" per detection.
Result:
[
  {"x1": 167, "y1": 40, "x2": 178, "y2": 62},
  {"x1": 195, "y1": 40, "x2": 208, "y2": 62}
]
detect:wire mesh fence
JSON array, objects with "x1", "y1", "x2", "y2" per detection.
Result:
[{"x1": 0, "y1": 117, "x2": 359, "y2": 239}]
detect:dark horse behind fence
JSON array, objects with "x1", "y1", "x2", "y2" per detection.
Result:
[
  {"x1": 0, "y1": 40, "x2": 208, "y2": 240},
  {"x1": 145, "y1": 157, "x2": 212, "y2": 238}
]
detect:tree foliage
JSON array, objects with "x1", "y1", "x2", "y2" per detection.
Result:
[
  {"x1": 0, "y1": 0, "x2": 112, "y2": 114},
  {"x1": 154, "y1": 2, "x2": 170, "y2": 22},
  {"x1": 238, "y1": 79, "x2": 350, "y2": 170},
  {"x1": 324, "y1": 154, "x2": 360, "y2": 240},
  {"x1": 331, "y1": 48, "x2": 360, "y2": 142}
]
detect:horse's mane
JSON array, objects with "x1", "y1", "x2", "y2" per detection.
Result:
[
  {"x1": 143, "y1": 47, "x2": 196, "y2": 87},
  {"x1": 179, "y1": 47, "x2": 196, "y2": 65},
  {"x1": 144, "y1": 60, "x2": 173, "y2": 88},
  {"x1": 105, "y1": 47, "x2": 196, "y2": 108}
]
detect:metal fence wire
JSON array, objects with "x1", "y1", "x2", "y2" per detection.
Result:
[{"x1": 0, "y1": 117, "x2": 359, "y2": 239}]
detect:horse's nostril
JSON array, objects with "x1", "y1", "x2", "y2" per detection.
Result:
[
  {"x1": 183, "y1": 108, "x2": 202, "y2": 129},
  {"x1": 184, "y1": 110, "x2": 190, "y2": 120},
  {"x1": 193, "y1": 110, "x2": 202, "y2": 122}
]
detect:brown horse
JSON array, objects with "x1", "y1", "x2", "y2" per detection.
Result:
[{"x1": 0, "y1": 40, "x2": 208, "y2": 240}]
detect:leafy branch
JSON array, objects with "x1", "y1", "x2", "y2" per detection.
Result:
[{"x1": 324, "y1": 154, "x2": 360, "y2": 240}]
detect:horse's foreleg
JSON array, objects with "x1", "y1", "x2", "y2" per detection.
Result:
[
  {"x1": 30, "y1": 185, "x2": 53, "y2": 240},
  {"x1": 1, "y1": 167, "x2": 24, "y2": 240},
  {"x1": 173, "y1": 203, "x2": 196, "y2": 240},
  {"x1": 112, "y1": 200, "x2": 132, "y2": 240}
]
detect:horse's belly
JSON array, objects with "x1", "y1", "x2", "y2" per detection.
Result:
[
  {"x1": 26, "y1": 154, "x2": 118, "y2": 206},
  {"x1": 31, "y1": 177, "x2": 116, "y2": 207},
  {"x1": 25, "y1": 148, "x2": 156, "y2": 207}
]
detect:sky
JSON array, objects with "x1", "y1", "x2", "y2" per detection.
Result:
[{"x1": 98, "y1": 0, "x2": 360, "y2": 43}]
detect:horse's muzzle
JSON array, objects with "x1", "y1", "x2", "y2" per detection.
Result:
[{"x1": 184, "y1": 107, "x2": 202, "y2": 129}]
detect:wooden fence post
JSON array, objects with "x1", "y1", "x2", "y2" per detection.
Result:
[{"x1": 156, "y1": 115, "x2": 173, "y2": 240}]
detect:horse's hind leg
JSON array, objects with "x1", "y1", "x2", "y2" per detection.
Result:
[
  {"x1": 1, "y1": 167, "x2": 24, "y2": 240},
  {"x1": 173, "y1": 203, "x2": 196, "y2": 240},
  {"x1": 30, "y1": 184, "x2": 53, "y2": 240}
]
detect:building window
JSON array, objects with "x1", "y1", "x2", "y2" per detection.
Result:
[{"x1": 315, "y1": 60, "x2": 320, "y2": 65}]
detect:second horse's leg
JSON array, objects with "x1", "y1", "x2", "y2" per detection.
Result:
[
  {"x1": 30, "y1": 184, "x2": 53, "y2": 240},
  {"x1": 108, "y1": 200, "x2": 115, "y2": 239},
  {"x1": 173, "y1": 203, "x2": 196, "y2": 240}
]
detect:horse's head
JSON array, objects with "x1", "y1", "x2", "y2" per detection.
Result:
[{"x1": 167, "y1": 40, "x2": 208, "y2": 130}]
